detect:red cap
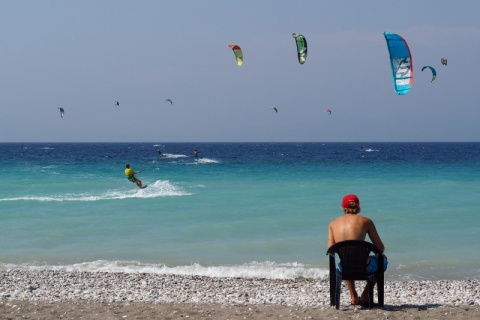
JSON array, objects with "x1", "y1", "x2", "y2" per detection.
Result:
[{"x1": 342, "y1": 194, "x2": 360, "y2": 209}]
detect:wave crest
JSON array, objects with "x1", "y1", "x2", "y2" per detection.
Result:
[
  {"x1": 0, "y1": 260, "x2": 329, "y2": 280},
  {"x1": 0, "y1": 180, "x2": 191, "y2": 202}
]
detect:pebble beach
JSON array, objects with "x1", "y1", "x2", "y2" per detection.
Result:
[{"x1": 1, "y1": 270, "x2": 479, "y2": 319}]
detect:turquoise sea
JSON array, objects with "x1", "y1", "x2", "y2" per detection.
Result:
[{"x1": 1, "y1": 142, "x2": 479, "y2": 281}]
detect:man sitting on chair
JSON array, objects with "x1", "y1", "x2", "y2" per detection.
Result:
[{"x1": 327, "y1": 194, "x2": 388, "y2": 305}]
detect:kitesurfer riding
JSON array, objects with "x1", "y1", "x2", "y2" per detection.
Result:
[
  {"x1": 157, "y1": 147, "x2": 164, "y2": 156},
  {"x1": 125, "y1": 164, "x2": 146, "y2": 189},
  {"x1": 194, "y1": 149, "x2": 200, "y2": 161}
]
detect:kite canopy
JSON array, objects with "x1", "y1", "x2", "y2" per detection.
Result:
[
  {"x1": 57, "y1": 107, "x2": 65, "y2": 118},
  {"x1": 384, "y1": 32, "x2": 413, "y2": 95},
  {"x1": 114, "y1": 101, "x2": 119, "y2": 106},
  {"x1": 441, "y1": 58, "x2": 447, "y2": 66},
  {"x1": 292, "y1": 33, "x2": 307, "y2": 64},
  {"x1": 271, "y1": 106, "x2": 278, "y2": 113},
  {"x1": 421, "y1": 66, "x2": 437, "y2": 83},
  {"x1": 227, "y1": 44, "x2": 243, "y2": 66},
  {"x1": 324, "y1": 108, "x2": 332, "y2": 115},
  {"x1": 165, "y1": 99, "x2": 173, "y2": 105}
]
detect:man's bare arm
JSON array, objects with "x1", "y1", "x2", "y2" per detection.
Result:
[
  {"x1": 366, "y1": 220, "x2": 385, "y2": 252},
  {"x1": 327, "y1": 223, "x2": 335, "y2": 248}
]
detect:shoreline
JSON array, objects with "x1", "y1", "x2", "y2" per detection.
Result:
[{"x1": 1, "y1": 269, "x2": 479, "y2": 319}]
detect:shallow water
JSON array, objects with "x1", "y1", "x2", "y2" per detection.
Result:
[{"x1": 1, "y1": 142, "x2": 479, "y2": 280}]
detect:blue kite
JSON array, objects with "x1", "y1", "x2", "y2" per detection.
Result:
[{"x1": 384, "y1": 32, "x2": 414, "y2": 95}]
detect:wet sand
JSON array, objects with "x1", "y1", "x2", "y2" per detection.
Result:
[{"x1": 2, "y1": 301, "x2": 479, "y2": 320}]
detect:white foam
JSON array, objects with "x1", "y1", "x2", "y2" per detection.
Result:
[
  {"x1": 195, "y1": 158, "x2": 219, "y2": 164},
  {"x1": 0, "y1": 180, "x2": 191, "y2": 202},
  {"x1": 0, "y1": 260, "x2": 329, "y2": 280},
  {"x1": 162, "y1": 153, "x2": 187, "y2": 159},
  {"x1": 40, "y1": 165, "x2": 57, "y2": 169},
  {"x1": 131, "y1": 180, "x2": 192, "y2": 198}
]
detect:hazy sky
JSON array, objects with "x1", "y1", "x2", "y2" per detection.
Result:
[{"x1": 1, "y1": 1, "x2": 479, "y2": 142}]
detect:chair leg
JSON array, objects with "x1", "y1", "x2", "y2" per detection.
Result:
[
  {"x1": 335, "y1": 275, "x2": 342, "y2": 309},
  {"x1": 330, "y1": 274, "x2": 336, "y2": 306},
  {"x1": 329, "y1": 256, "x2": 337, "y2": 306},
  {"x1": 377, "y1": 273, "x2": 384, "y2": 307}
]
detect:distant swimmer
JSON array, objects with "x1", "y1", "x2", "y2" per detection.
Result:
[
  {"x1": 360, "y1": 146, "x2": 365, "y2": 151},
  {"x1": 194, "y1": 149, "x2": 200, "y2": 161},
  {"x1": 124, "y1": 163, "x2": 147, "y2": 189}
]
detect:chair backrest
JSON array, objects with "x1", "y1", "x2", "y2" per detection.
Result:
[{"x1": 327, "y1": 240, "x2": 382, "y2": 280}]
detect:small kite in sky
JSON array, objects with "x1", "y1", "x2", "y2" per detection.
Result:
[
  {"x1": 324, "y1": 108, "x2": 332, "y2": 115},
  {"x1": 58, "y1": 107, "x2": 65, "y2": 118},
  {"x1": 292, "y1": 33, "x2": 307, "y2": 64},
  {"x1": 271, "y1": 106, "x2": 278, "y2": 113},
  {"x1": 114, "y1": 101, "x2": 119, "y2": 106},
  {"x1": 227, "y1": 44, "x2": 243, "y2": 66},
  {"x1": 441, "y1": 58, "x2": 447, "y2": 66},
  {"x1": 165, "y1": 99, "x2": 173, "y2": 105},
  {"x1": 421, "y1": 66, "x2": 437, "y2": 83}
]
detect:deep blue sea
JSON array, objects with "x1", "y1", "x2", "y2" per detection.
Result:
[{"x1": 1, "y1": 142, "x2": 479, "y2": 281}]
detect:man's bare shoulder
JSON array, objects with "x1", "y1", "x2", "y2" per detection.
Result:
[
  {"x1": 358, "y1": 215, "x2": 373, "y2": 222},
  {"x1": 332, "y1": 214, "x2": 370, "y2": 220},
  {"x1": 330, "y1": 214, "x2": 374, "y2": 226},
  {"x1": 329, "y1": 215, "x2": 345, "y2": 226}
]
